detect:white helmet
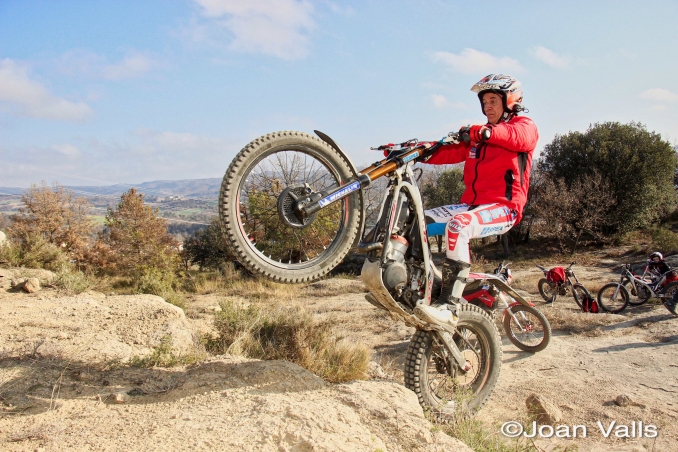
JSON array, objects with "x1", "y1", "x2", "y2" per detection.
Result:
[
  {"x1": 650, "y1": 251, "x2": 663, "y2": 261},
  {"x1": 471, "y1": 74, "x2": 524, "y2": 116}
]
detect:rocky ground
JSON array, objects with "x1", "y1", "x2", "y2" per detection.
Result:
[{"x1": 0, "y1": 261, "x2": 677, "y2": 452}]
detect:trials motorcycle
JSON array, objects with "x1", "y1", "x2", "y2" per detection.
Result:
[
  {"x1": 465, "y1": 261, "x2": 551, "y2": 353},
  {"x1": 220, "y1": 130, "x2": 508, "y2": 418}
]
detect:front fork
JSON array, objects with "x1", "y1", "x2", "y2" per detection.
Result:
[{"x1": 434, "y1": 330, "x2": 473, "y2": 372}]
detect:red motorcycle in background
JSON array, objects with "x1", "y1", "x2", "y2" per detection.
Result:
[
  {"x1": 462, "y1": 262, "x2": 551, "y2": 353},
  {"x1": 536, "y1": 262, "x2": 592, "y2": 309}
]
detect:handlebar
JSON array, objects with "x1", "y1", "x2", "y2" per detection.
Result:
[{"x1": 373, "y1": 128, "x2": 492, "y2": 155}]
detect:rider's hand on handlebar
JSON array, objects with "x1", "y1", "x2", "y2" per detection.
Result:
[{"x1": 459, "y1": 125, "x2": 491, "y2": 143}]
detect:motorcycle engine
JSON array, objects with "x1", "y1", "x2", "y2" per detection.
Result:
[
  {"x1": 636, "y1": 285, "x2": 650, "y2": 299},
  {"x1": 383, "y1": 235, "x2": 409, "y2": 291}
]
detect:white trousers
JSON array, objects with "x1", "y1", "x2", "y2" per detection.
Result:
[{"x1": 424, "y1": 203, "x2": 517, "y2": 263}]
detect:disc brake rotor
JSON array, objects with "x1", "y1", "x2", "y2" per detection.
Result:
[{"x1": 277, "y1": 184, "x2": 317, "y2": 229}]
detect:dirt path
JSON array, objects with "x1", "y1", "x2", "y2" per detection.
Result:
[{"x1": 285, "y1": 274, "x2": 678, "y2": 452}]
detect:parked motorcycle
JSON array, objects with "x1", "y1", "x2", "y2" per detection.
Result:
[
  {"x1": 219, "y1": 130, "x2": 501, "y2": 419},
  {"x1": 536, "y1": 262, "x2": 592, "y2": 309},
  {"x1": 598, "y1": 263, "x2": 678, "y2": 315},
  {"x1": 463, "y1": 261, "x2": 551, "y2": 352}
]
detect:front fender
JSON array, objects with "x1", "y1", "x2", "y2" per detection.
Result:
[{"x1": 491, "y1": 279, "x2": 532, "y2": 306}]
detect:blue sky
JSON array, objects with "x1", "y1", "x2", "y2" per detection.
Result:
[{"x1": 1, "y1": 0, "x2": 677, "y2": 187}]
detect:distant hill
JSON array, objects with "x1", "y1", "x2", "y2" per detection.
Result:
[{"x1": 0, "y1": 177, "x2": 223, "y2": 200}]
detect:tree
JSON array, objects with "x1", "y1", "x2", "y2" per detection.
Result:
[
  {"x1": 420, "y1": 167, "x2": 465, "y2": 210},
  {"x1": 529, "y1": 171, "x2": 616, "y2": 253},
  {"x1": 103, "y1": 188, "x2": 179, "y2": 274},
  {"x1": 8, "y1": 183, "x2": 94, "y2": 262},
  {"x1": 539, "y1": 122, "x2": 677, "y2": 233},
  {"x1": 182, "y1": 217, "x2": 233, "y2": 270}
]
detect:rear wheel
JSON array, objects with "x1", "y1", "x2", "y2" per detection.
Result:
[
  {"x1": 502, "y1": 305, "x2": 551, "y2": 353},
  {"x1": 219, "y1": 131, "x2": 363, "y2": 283},
  {"x1": 404, "y1": 304, "x2": 502, "y2": 420},
  {"x1": 538, "y1": 278, "x2": 556, "y2": 303},
  {"x1": 597, "y1": 283, "x2": 629, "y2": 314}
]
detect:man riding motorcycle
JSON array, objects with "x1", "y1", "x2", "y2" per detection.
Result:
[{"x1": 411, "y1": 74, "x2": 539, "y2": 329}]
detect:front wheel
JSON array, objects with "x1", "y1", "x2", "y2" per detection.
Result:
[
  {"x1": 623, "y1": 277, "x2": 649, "y2": 306},
  {"x1": 404, "y1": 304, "x2": 502, "y2": 420},
  {"x1": 219, "y1": 131, "x2": 363, "y2": 283},
  {"x1": 659, "y1": 282, "x2": 678, "y2": 316},
  {"x1": 537, "y1": 278, "x2": 556, "y2": 303},
  {"x1": 502, "y1": 305, "x2": 551, "y2": 353},
  {"x1": 597, "y1": 283, "x2": 629, "y2": 314},
  {"x1": 571, "y1": 284, "x2": 590, "y2": 310}
]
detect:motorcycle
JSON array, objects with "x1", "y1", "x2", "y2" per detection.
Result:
[
  {"x1": 219, "y1": 130, "x2": 501, "y2": 419},
  {"x1": 536, "y1": 262, "x2": 592, "y2": 309},
  {"x1": 464, "y1": 261, "x2": 551, "y2": 353},
  {"x1": 598, "y1": 263, "x2": 678, "y2": 315}
]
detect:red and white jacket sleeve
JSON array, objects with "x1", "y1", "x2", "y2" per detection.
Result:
[
  {"x1": 486, "y1": 117, "x2": 539, "y2": 153},
  {"x1": 421, "y1": 141, "x2": 469, "y2": 165}
]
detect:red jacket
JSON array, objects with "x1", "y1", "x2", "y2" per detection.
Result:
[{"x1": 424, "y1": 115, "x2": 538, "y2": 222}]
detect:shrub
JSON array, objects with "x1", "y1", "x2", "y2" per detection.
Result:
[
  {"x1": 129, "y1": 334, "x2": 204, "y2": 367},
  {"x1": 133, "y1": 267, "x2": 186, "y2": 309},
  {"x1": 0, "y1": 234, "x2": 70, "y2": 270},
  {"x1": 207, "y1": 300, "x2": 369, "y2": 383},
  {"x1": 538, "y1": 122, "x2": 677, "y2": 233},
  {"x1": 8, "y1": 183, "x2": 94, "y2": 264},
  {"x1": 182, "y1": 217, "x2": 233, "y2": 270},
  {"x1": 651, "y1": 228, "x2": 678, "y2": 255},
  {"x1": 52, "y1": 265, "x2": 95, "y2": 295}
]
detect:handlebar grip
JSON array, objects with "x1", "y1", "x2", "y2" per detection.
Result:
[{"x1": 481, "y1": 128, "x2": 491, "y2": 140}]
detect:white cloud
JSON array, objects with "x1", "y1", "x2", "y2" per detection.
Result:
[
  {"x1": 51, "y1": 143, "x2": 81, "y2": 157},
  {"x1": 531, "y1": 46, "x2": 570, "y2": 68},
  {"x1": 192, "y1": 0, "x2": 315, "y2": 60},
  {"x1": 640, "y1": 88, "x2": 678, "y2": 102},
  {"x1": 430, "y1": 94, "x2": 466, "y2": 109},
  {"x1": 0, "y1": 59, "x2": 93, "y2": 121},
  {"x1": 102, "y1": 53, "x2": 156, "y2": 80},
  {"x1": 432, "y1": 48, "x2": 524, "y2": 74},
  {"x1": 57, "y1": 49, "x2": 157, "y2": 80},
  {"x1": 133, "y1": 128, "x2": 232, "y2": 154}
]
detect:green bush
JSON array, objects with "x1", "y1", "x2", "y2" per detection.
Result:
[
  {"x1": 652, "y1": 228, "x2": 678, "y2": 255},
  {"x1": 207, "y1": 300, "x2": 369, "y2": 383},
  {"x1": 53, "y1": 264, "x2": 95, "y2": 295},
  {"x1": 133, "y1": 267, "x2": 186, "y2": 309},
  {"x1": 539, "y1": 122, "x2": 677, "y2": 233},
  {"x1": 0, "y1": 234, "x2": 69, "y2": 270},
  {"x1": 129, "y1": 334, "x2": 204, "y2": 368}
]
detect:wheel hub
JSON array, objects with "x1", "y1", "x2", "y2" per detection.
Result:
[
  {"x1": 455, "y1": 349, "x2": 480, "y2": 385},
  {"x1": 277, "y1": 184, "x2": 317, "y2": 229}
]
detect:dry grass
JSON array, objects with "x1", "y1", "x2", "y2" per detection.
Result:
[
  {"x1": 205, "y1": 299, "x2": 369, "y2": 383},
  {"x1": 128, "y1": 334, "x2": 206, "y2": 368},
  {"x1": 509, "y1": 273, "x2": 544, "y2": 294},
  {"x1": 186, "y1": 267, "x2": 365, "y2": 301},
  {"x1": 540, "y1": 305, "x2": 626, "y2": 336}
]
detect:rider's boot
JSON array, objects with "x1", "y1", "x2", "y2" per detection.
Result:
[{"x1": 414, "y1": 259, "x2": 471, "y2": 331}]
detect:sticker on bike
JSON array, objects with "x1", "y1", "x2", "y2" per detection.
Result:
[{"x1": 318, "y1": 181, "x2": 361, "y2": 208}]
